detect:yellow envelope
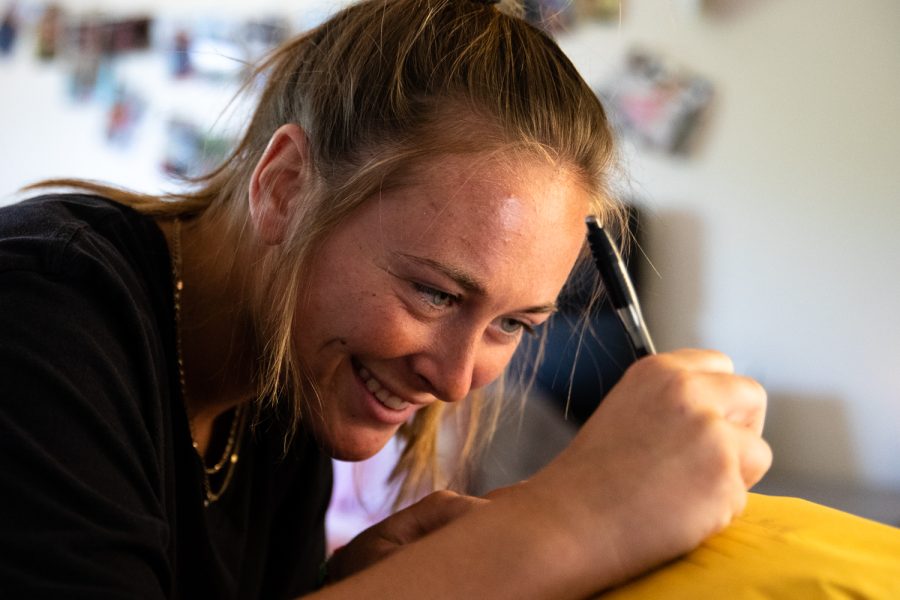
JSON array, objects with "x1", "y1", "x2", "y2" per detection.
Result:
[{"x1": 601, "y1": 493, "x2": 900, "y2": 598}]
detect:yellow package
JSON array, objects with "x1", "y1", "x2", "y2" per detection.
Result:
[{"x1": 601, "y1": 493, "x2": 900, "y2": 598}]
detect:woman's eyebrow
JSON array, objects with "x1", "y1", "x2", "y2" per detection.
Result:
[
  {"x1": 522, "y1": 303, "x2": 558, "y2": 315},
  {"x1": 394, "y1": 251, "x2": 486, "y2": 294},
  {"x1": 392, "y1": 251, "x2": 558, "y2": 314}
]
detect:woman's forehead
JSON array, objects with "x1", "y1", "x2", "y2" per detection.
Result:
[
  {"x1": 386, "y1": 151, "x2": 587, "y2": 220},
  {"x1": 363, "y1": 153, "x2": 589, "y2": 282}
]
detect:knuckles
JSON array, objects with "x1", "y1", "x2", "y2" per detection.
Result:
[
  {"x1": 628, "y1": 357, "x2": 757, "y2": 478},
  {"x1": 660, "y1": 369, "x2": 706, "y2": 408},
  {"x1": 696, "y1": 421, "x2": 740, "y2": 472},
  {"x1": 624, "y1": 353, "x2": 668, "y2": 380},
  {"x1": 628, "y1": 352, "x2": 767, "y2": 418}
]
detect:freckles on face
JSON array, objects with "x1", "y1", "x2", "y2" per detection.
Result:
[
  {"x1": 290, "y1": 151, "x2": 591, "y2": 460},
  {"x1": 297, "y1": 250, "x2": 406, "y2": 362},
  {"x1": 443, "y1": 166, "x2": 587, "y2": 296}
]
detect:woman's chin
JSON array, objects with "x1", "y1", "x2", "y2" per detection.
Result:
[{"x1": 319, "y1": 426, "x2": 397, "y2": 462}]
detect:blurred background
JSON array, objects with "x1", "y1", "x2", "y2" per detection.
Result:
[{"x1": 1, "y1": 0, "x2": 898, "y2": 541}]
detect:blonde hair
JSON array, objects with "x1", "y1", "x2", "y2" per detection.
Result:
[{"x1": 29, "y1": 0, "x2": 623, "y2": 500}]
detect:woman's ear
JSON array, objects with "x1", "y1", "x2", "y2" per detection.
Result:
[{"x1": 249, "y1": 124, "x2": 311, "y2": 245}]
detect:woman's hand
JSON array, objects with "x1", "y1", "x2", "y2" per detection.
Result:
[
  {"x1": 325, "y1": 490, "x2": 486, "y2": 584},
  {"x1": 316, "y1": 349, "x2": 770, "y2": 599},
  {"x1": 525, "y1": 348, "x2": 772, "y2": 589}
]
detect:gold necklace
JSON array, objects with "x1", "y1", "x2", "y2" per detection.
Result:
[{"x1": 170, "y1": 217, "x2": 247, "y2": 507}]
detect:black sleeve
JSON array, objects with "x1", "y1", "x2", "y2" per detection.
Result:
[{"x1": 0, "y1": 264, "x2": 173, "y2": 598}]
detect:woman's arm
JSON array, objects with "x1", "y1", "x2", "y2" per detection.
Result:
[
  {"x1": 0, "y1": 267, "x2": 173, "y2": 596},
  {"x1": 308, "y1": 349, "x2": 771, "y2": 599}
]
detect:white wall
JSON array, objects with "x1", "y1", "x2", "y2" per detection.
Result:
[
  {"x1": 558, "y1": 0, "x2": 900, "y2": 493},
  {"x1": 2, "y1": 0, "x2": 898, "y2": 494},
  {"x1": 0, "y1": 0, "x2": 344, "y2": 200}
]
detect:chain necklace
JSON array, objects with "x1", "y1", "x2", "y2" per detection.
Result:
[{"x1": 171, "y1": 217, "x2": 247, "y2": 508}]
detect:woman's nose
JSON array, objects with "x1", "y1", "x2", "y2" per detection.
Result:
[{"x1": 410, "y1": 326, "x2": 507, "y2": 404}]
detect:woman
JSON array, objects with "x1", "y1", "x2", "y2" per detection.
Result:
[{"x1": 0, "y1": 0, "x2": 771, "y2": 597}]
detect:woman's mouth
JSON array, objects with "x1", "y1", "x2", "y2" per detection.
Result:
[{"x1": 357, "y1": 366, "x2": 411, "y2": 411}]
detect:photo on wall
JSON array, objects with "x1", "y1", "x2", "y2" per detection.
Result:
[{"x1": 597, "y1": 48, "x2": 714, "y2": 156}]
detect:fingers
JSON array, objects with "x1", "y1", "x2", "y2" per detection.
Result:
[
  {"x1": 680, "y1": 371, "x2": 767, "y2": 435},
  {"x1": 332, "y1": 489, "x2": 485, "y2": 582},
  {"x1": 630, "y1": 349, "x2": 771, "y2": 487},
  {"x1": 646, "y1": 348, "x2": 735, "y2": 375},
  {"x1": 731, "y1": 424, "x2": 773, "y2": 489},
  {"x1": 719, "y1": 373, "x2": 767, "y2": 435},
  {"x1": 661, "y1": 353, "x2": 771, "y2": 483},
  {"x1": 632, "y1": 351, "x2": 766, "y2": 435},
  {"x1": 395, "y1": 490, "x2": 487, "y2": 542}
]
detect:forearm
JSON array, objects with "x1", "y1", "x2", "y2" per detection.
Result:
[
  {"x1": 305, "y1": 485, "x2": 608, "y2": 600},
  {"x1": 301, "y1": 350, "x2": 771, "y2": 598}
]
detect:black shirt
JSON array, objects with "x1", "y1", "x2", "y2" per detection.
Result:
[{"x1": 0, "y1": 194, "x2": 332, "y2": 599}]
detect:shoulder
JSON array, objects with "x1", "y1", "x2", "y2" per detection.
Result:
[
  {"x1": 0, "y1": 195, "x2": 178, "y2": 595},
  {"x1": 0, "y1": 192, "x2": 176, "y2": 433},
  {"x1": 0, "y1": 192, "x2": 177, "y2": 451},
  {"x1": 0, "y1": 193, "x2": 169, "y2": 284}
]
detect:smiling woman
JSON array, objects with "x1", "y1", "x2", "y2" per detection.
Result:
[
  {"x1": 285, "y1": 150, "x2": 589, "y2": 461},
  {"x1": 0, "y1": 0, "x2": 770, "y2": 598}
]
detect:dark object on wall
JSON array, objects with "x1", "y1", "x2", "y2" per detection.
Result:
[
  {"x1": 70, "y1": 16, "x2": 152, "y2": 57},
  {"x1": 36, "y1": 5, "x2": 63, "y2": 60},
  {"x1": 0, "y1": 5, "x2": 18, "y2": 56}
]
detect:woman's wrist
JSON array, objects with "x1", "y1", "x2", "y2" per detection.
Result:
[{"x1": 505, "y1": 476, "x2": 624, "y2": 595}]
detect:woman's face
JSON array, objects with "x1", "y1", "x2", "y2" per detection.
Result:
[{"x1": 295, "y1": 152, "x2": 590, "y2": 460}]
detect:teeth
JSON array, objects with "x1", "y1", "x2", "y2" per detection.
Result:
[
  {"x1": 357, "y1": 366, "x2": 411, "y2": 411},
  {"x1": 381, "y1": 394, "x2": 408, "y2": 410}
]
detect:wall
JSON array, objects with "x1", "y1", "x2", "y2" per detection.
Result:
[
  {"x1": 0, "y1": 0, "x2": 342, "y2": 200},
  {"x1": 2, "y1": 0, "x2": 898, "y2": 496},
  {"x1": 557, "y1": 0, "x2": 900, "y2": 494}
]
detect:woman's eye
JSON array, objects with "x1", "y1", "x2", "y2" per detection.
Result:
[
  {"x1": 498, "y1": 318, "x2": 535, "y2": 337},
  {"x1": 413, "y1": 283, "x2": 456, "y2": 309}
]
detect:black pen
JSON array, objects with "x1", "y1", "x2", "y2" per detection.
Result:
[{"x1": 585, "y1": 216, "x2": 656, "y2": 358}]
